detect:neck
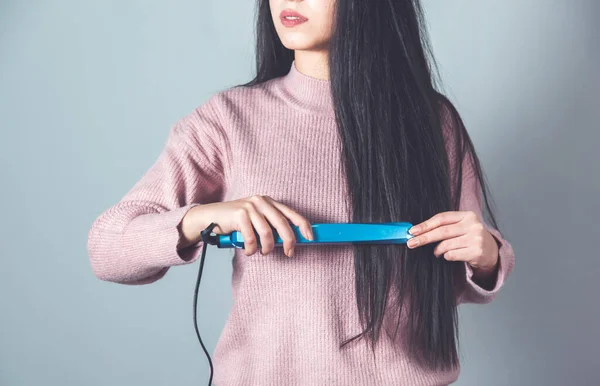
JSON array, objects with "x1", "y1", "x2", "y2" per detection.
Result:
[
  {"x1": 279, "y1": 59, "x2": 335, "y2": 118},
  {"x1": 293, "y1": 51, "x2": 330, "y2": 80}
]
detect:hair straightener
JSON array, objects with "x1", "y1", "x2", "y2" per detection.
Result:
[
  {"x1": 193, "y1": 222, "x2": 415, "y2": 385},
  {"x1": 207, "y1": 222, "x2": 415, "y2": 249}
]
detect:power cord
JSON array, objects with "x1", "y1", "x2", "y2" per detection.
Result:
[{"x1": 194, "y1": 222, "x2": 220, "y2": 386}]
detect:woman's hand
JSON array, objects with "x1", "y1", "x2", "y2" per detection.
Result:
[
  {"x1": 407, "y1": 211, "x2": 500, "y2": 279},
  {"x1": 179, "y1": 195, "x2": 313, "y2": 257}
]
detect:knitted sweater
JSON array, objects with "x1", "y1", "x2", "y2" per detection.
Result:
[{"x1": 87, "y1": 61, "x2": 515, "y2": 385}]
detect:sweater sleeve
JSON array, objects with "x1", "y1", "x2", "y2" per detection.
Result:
[
  {"x1": 439, "y1": 99, "x2": 515, "y2": 305},
  {"x1": 454, "y1": 162, "x2": 515, "y2": 305},
  {"x1": 87, "y1": 98, "x2": 227, "y2": 285}
]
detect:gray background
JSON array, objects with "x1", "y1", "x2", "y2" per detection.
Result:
[{"x1": 1, "y1": 1, "x2": 598, "y2": 385}]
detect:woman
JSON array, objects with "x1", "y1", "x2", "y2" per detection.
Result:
[{"x1": 87, "y1": 0, "x2": 515, "y2": 385}]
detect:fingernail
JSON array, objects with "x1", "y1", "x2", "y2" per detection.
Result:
[
  {"x1": 288, "y1": 248, "x2": 294, "y2": 257},
  {"x1": 307, "y1": 227, "x2": 314, "y2": 241},
  {"x1": 409, "y1": 226, "x2": 420, "y2": 235},
  {"x1": 407, "y1": 238, "x2": 419, "y2": 248}
]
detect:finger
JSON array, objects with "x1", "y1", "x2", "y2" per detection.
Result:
[
  {"x1": 442, "y1": 246, "x2": 476, "y2": 263},
  {"x1": 234, "y1": 208, "x2": 258, "y2": 256},
  {"x1": 250, "y1": 196, "x2": 296, "y2": 257},
  {"x1": 244, "y1": 203, "x2": 275, "y2": 255},
  {"x1": 433, "y1": 234, "x2": 470, "y2": 257},
  {"x1": 407, "y1": 223, "x2": 467, "y2": 249},
  {"x1": 409, "y1": 211, "x2": 464, "y2": 236},
  {"x1": 265, "y1": 197, "x2": 313, "y2": 241}
]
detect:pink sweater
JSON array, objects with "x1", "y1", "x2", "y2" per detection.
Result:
[{"x1": 87, "y1": 61, "x2": 515, "y2": 385}]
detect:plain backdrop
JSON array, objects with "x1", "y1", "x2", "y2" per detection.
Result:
[{"x1": 1, "y1": 1, "x2": 598, "y2": 385}]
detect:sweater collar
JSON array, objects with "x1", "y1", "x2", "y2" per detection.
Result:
[{"x1": 279, "y1": 60, "x2": 335, "y2": 118}]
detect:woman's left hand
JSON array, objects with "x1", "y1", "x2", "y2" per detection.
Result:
[{"x1": 407, "y1": 211, "x2": 500, "y2": 278}]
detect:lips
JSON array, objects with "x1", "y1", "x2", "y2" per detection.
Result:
[{"x1": 280, "y1": 9, "x2": 308, "y2": 27}]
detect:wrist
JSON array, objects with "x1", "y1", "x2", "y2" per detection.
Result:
[
  {"x1": 471, "y1": 260, "x2": 498, "y2": 280},
  {"x1": 178, "y1": 205, "x2": 206, "y2": 249},
  {"x1": 471, "y1": 230, "x2": 501, "y2": 280}
]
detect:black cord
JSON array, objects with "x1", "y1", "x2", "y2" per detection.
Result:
[{"x1": 194, "y1": 222, "x2": 219, "y2": 386}]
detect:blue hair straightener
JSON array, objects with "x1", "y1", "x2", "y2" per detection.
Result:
[{"x1": 204, "y1": 222, "x2": 415, "y2": 249}]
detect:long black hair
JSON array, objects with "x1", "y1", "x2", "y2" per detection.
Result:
[{"x1": 240, "y1": 0, "x2": 498, "y2": 371}]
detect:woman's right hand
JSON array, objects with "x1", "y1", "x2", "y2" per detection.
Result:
[{"x1": 179, "y1": 195, "x2": 314, "y2": 257}]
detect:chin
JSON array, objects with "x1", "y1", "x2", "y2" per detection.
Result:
[{"x1": 280, "y1": 37, "x2": 327, "y2": 52}]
